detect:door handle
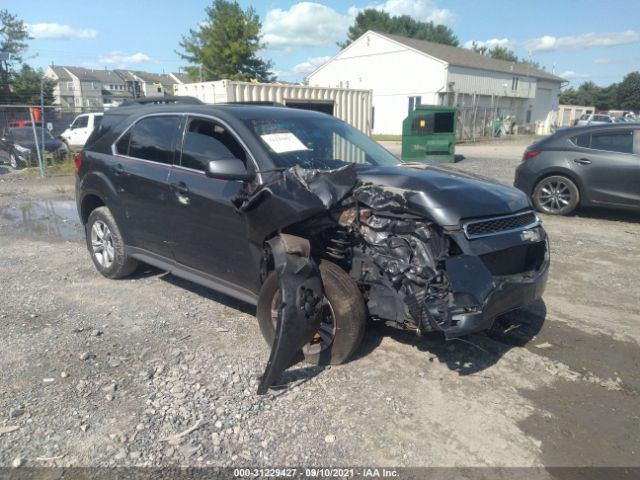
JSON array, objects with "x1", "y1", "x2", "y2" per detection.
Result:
[
  {"x1": 170, "y1": 181, "x2": 189, "y2": 195},
  {"x1": 112, "y1": 163, "x2": 125, "y2": 175},
  {"x1": 573, "y1": 158, "x2": 592, "y2": 165}
]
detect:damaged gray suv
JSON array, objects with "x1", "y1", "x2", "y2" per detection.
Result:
[{"x1": 76, "y1": 98, "x2": 549, "y2": 394}]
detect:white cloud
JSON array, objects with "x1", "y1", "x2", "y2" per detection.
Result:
[
  {"x1": 559, "y1": 71, "x2": 591, "y2": 79},
  {"x1": 285, "y1": 56, "x2": 332, "y2": 77},
  {"x1": 27, "y1": 23, "x2": 97, "y2": 39},
  {"x1": 98, "y1": 51, "x2": 151, "y2": 67},
  {"x1": 262, "y1": 0, "x2": 453, "y2": 51},
  {"x1": 263, "y1": 3, "x2": 351, "y2": 50},
  {"x1": 525, "y1": 30, "x2": 640, "y2": 53},
  {"x1": 462, "y1": 38, "x2": 512, "y2": 50}
]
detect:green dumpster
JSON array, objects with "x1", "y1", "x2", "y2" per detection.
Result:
[{"x1": 401, "y1": 105, "x2": 456, "y2": 163}]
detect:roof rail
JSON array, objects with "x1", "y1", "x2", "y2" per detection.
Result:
[
  {"x1": 119, "y1": 96, "x2": 203, "y2": 107},
  {"x1": 223, "y1": 101, "x2": 286, "y2": 107}
]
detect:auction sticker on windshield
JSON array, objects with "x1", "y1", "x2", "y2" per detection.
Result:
[{"x1": 260, "y1": 132, "x2": 309, "y2": 153}]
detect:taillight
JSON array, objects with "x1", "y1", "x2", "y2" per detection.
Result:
[
  {"x1": 74, "y1": 152, "x2": 82, "y2": 173},
  {"x1": 523, "y1": 149, "x2": 540, "y2": 161}
]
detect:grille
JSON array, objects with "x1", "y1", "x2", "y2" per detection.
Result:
[
  {"x1": 480, "y1": 241, "x2": 546, "y2": 276},
  {"x1": 464, "y1": 212, "x2": 538, "y2": 239}
]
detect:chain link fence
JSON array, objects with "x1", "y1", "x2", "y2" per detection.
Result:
[
  {"x1": 456, "y1": 105, "x2": 522, "y2": 142},
  {"x1": 0, "y1": 105, "x2": 105, "y2": 175}
]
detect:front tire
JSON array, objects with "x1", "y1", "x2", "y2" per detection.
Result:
[
  {"x1": 86, "y1": 207, "x2": 138, "y2": 279},
  {"x1": 257, "y1": 259, "x2": 366, "y2": 365},
  {"x1": 532, "y1": 175, "x2": 580, "y2": 215}
]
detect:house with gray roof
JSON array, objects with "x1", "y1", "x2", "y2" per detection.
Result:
[
  {"x1": 45, "y1": 66, "x2": 191, "y2": 111},
  {"x1": 308, "y1": 31, "x2": 567, "y2": 135}
]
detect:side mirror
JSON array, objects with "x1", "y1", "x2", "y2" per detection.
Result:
[{"x1": 206, "y1": 158, "x2": 254, "y2": 182}]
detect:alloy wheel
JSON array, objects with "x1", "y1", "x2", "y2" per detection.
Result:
[
  {"x1": 536, "y1": 178, "x2": 573, "y2": 214},
  {"x1": 90, "y1": 220, "x2": 115, "y2": 269}
]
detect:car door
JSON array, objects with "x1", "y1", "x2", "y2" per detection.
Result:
[
  {"x1": 68, "y1": 115, "x2": 89, "y2": 146},
  {"x1": 572, "y1": 128, "x2": 640, "y2": 206},
  {"x1": 166, "y1": 115, "x2": 259, "y2": 289},
  {"x1": 111, "y1": 114, "x2": 182, "y2": 257}
]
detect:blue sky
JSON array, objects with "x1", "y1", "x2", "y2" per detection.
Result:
[{"x1": 7, "y1": 0, "x2": 640, "y2": 86}]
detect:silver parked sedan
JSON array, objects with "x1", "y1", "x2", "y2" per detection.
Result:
[{"x1": 514, "y1": 124, "x2": 640, "y2": 215}]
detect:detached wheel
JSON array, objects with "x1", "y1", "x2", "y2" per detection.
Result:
[
  {"x1": 85, "y1": 206, "x2": 138, "y2": 279},
  {"x1": 257, "y1": 259, "x2": 366, "y2": 365},
  {"x1": 533, "y1": 175, "x2": 580, "y2": 215}
]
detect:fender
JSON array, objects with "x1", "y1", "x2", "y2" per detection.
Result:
[
  {"x1": 78, "y1": 171, "x2": 131, "y2": 244},
  {"x1": 533, "y1": 163, "x2": 588, "y2": 204},
  {"x1": 257, "y1": 234, "x2": 324, "y2": 395}
]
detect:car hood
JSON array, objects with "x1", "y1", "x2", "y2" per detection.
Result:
[
  {"x1": 357, "y1": 164, "x2": 531, "y2": 226},
  {"x1": 16, "y1": 139, "x2": 64, "y2": 152}
]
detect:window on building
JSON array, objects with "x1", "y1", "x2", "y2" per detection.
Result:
[
  {"x1": 124, "y1": 116, "x2": 181, "y2": 164},
  {"x1": 180, "y1": 117, "x2": 246, "y2": 171},
  {"x1": 408, "y1": 96, "x2": 421, "y2": 115},
  {"x1": 66, "y1": 82, "x2": 73, "y2": 90},
  {"x1": 512, "y1": 77, "x2": 519, "y2": 91}
]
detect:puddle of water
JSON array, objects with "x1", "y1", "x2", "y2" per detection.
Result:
[{"x1": 0, "y1": 199, "x2": 83, "y2": 240}]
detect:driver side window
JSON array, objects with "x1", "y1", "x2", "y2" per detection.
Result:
[
  {"x1": 72, "y1": 116, "x2": 89, "y2": 129},
  {"x1": 180, "y1": 117, "x2": 247, "y2": 171}
]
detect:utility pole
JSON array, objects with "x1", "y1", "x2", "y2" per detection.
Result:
[{"x1": 40, "y1": 75, "x2": 46, "y2": 177}]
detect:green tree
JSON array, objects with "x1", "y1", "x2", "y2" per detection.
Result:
[
  {"x1": 0, "y1": 9, "x2": 31, "y2": 103},
  {"x1": 10, "y1": 64, "x2": 54, "y2": 105},
  {"x1": 559, "y1": 81, "x2": 620, "y2": 109},
  {"x1": 340, "y1": 9, "x2": 458, "y2": 48},
  {"x1": 178, "y1": 0, "x2": 274, "y2": 82},
  {"x1": 487, "y1": 46, "x2": 518, "y2": 63},
  {"x1": 616, "y1": 71, "x2": 640, "y2": 111}
]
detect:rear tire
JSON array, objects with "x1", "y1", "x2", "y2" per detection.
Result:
[
  {"x1": 257, "y1": 259, "x2": 366, "y2": 365},
  {"x1": 532, "y1": 175, "x2": 580, "y2": 215},
  {"x1": 86, "y1": 206, "x2": 138, "y2": 279}
]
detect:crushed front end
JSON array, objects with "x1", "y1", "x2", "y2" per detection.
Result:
[{"x1": 332, "y1": 186, "x2": 550, "y2": 339}]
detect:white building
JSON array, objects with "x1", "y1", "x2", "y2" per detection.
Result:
[{"x1": 308, "y1": 31, "x2": 566, "y2": 135}]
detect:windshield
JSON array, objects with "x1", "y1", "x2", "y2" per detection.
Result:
[
  {"x1": 244, "y1": 116, "x2": 401, "y2": 169},
  {"x1": 10, "y1": 127, "x2": 55, "y2": 142}
]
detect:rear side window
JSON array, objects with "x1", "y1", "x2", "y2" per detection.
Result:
[
  {"x1": 572, "y1": 133, "x2": 591, "y2": 148},
  {"x1": 93, "y1": 116, "x2": 103, "y2": 128},
  {"x1": 124, "y1": 116, "x2": 181, "y2": 164},
  {"x1": 591, "y1": 130, "x2": 633, "y2": 154}
]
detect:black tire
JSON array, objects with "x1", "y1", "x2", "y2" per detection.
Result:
[
  {"x1": 532, "y1": 175, "x2": 580, "y2": 215},
  {"x1": 257, "y1": 259, "x2": 366, "y2": 365},
  {"x1": 85, "y1": 206, "x2": 138, "y2": 279}
]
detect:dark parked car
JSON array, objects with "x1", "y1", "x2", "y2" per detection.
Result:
[
  {"x1": 515, "y1": 124, "x2": 640, "y2": 215},
  {"x1": 76, "y1": 99, "x2": 549, "y2": 393},
  {"x1": 0, "y1": 126, "x2": 68, "y2": 169}
]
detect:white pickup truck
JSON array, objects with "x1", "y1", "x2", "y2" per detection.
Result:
[{"x1": 59, "y1": 113, "x2": 103, "y2": 149}]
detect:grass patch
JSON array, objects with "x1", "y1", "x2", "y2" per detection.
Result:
[
  {"x1": 372, "y1": 134, "x2": 402, "y2": 142},
  {"x1": 47, "y1": 161, "x2": 76, "y2": 176}
]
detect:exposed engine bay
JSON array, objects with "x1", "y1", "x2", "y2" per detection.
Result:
[{"x1": 235, "y1": 164, "x2": 549, "y2": 394}]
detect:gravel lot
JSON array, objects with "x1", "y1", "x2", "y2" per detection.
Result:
[{"x1": 0, "y1": 138, "x2": 639, "y2": 470}]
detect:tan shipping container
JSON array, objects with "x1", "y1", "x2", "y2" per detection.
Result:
[{"x1": 175, "y1": 80, "x2": 373, "y2": 135}]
